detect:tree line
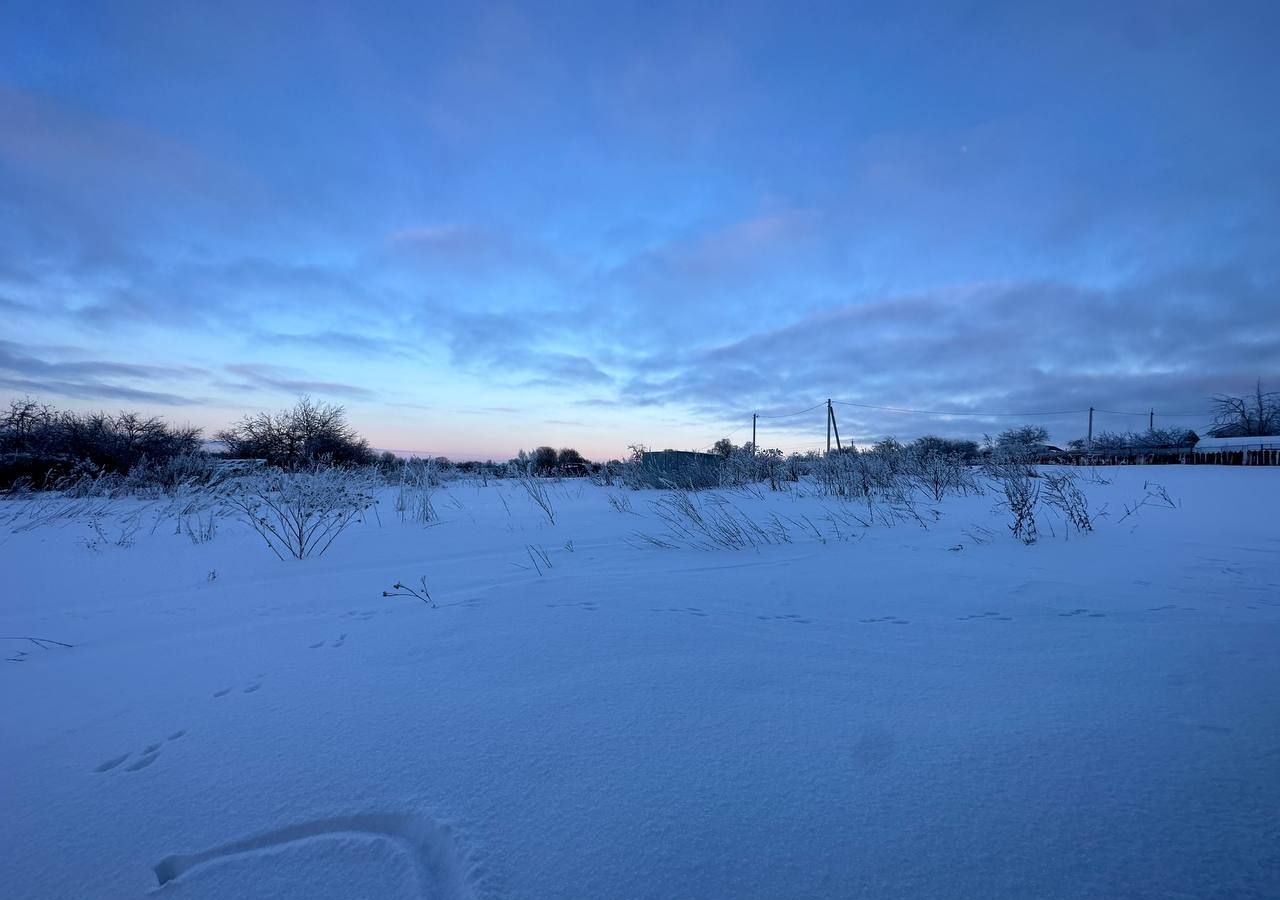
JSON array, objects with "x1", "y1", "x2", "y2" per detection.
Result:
[
  {"x1": 0, "y1": 395, "x2": 599, "y2": 490},
  {"x1": 2, "y1": 381, "x2": 1275, "y2": 490}
]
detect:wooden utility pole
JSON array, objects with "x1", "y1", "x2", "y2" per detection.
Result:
[
  {"x1": 830, "y1": 403, "x2": 842, "y2": 451},
  {"x1": 752, "y1": 413, "x2": 757, "y2": 455},
  {"x1": 826, "y1": 399, "x2": 832, "y2": 454},
  {"x1": 1087, "y1": 407, "x2": 1094, "y2": 450},
  {"x1": 1149, "y1": 409, "x2": 1154, "y2": 432}
]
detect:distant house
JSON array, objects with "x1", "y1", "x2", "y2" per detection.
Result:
[
  {"x1": 1193, "y1": 435, "x2": 1280, "y2": 466},
  {"x1": 1193, "y1": 435, "x2": 1280, "y2": 452},
  {"x1": 639, "y1": 450, "x2": 723, "y2": 488}
]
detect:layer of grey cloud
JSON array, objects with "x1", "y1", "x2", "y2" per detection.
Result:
[
  {"x1": 0, "y1": 340, "x2": 204, "y2": 406},
  {"x1": 221, "y1": 364, "x2": 375, "y2": 399},
  {"x1": 606, "y1": 267, "x2": 1278, "y2": 445}
]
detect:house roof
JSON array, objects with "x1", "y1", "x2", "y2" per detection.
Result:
[{"x1": 1193, "y1": 435, "x2": 1280, "y2": 451}]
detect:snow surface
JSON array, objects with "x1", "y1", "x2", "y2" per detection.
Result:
[{"x1": 2, "y1": 467, "x2": 1278, "y2": 899}]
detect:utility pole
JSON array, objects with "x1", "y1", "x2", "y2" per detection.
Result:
[
  {"x1": 751, "y1": 413, "x2": 757, "y2": 455},
  {"x1": 830, "y1": 403, "x2": 842, "y2": 451},
  {"x1": 826, "y1": 399, "x2": 832, "y2": 454},
  {"x1": 1087, "y1": 407, "x2": 1094, "y2": 451},
  {"x1": 1149, "y1": 409, "x2": 1154, "y2": 432}
]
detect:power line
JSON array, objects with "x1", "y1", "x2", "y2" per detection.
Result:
[
  {"x1": 755, "y1": 402, "x2": 826, "y2": 419},
  {"x1": 1093, "y1": 408, "x2": 1206, "y2": 418},
  {"x1": 830, "y1": 400, "x2": 1082, "y2": 418},
  {"x1": 699, "y1": 424, "x2": 745, "y2": 453},
  {"x1": 828, "y1": 400, "x2": 1211, "y2": 420}
]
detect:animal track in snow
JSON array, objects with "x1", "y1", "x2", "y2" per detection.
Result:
[
  {"x1": 756, "y1": 613, "x2": 813, "y2": 625},
  {"x1": 650, "y1": 606, "x2": 708, "y2": 618},
  {"x1": 859, "y1": 615, "x2": 910, "y2": 625},
  {"x1": 215, "y1": 675, "x2": 266, "y2": 698},
  {"x1": 94, "y1": 729, "x2": 186, "y2": 774},
  {"x1": 546, "y1": 600, "x2": 598, "y2": 612},
  {"x1": 95, "y1": 753, "x2": 129, "y2": 773},
  {"x1": 151, "y1": 812, "x2": 481, "y2": 900},
  {"x1": 126, "y1": 752, "x2": 160, "y2": 771},
  {"x1": 956, "y1": 611, "x2": 1012, "y2": 621},
  {"x1": 1058, "y1": 608, "x2": 1106, "y2": 618}
]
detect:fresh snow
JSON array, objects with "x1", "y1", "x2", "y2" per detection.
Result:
[{"x1": 2, "y1": 467, "x2": 1278, "y2": 899}]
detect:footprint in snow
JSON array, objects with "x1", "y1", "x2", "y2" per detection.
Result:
[
  {"x1": 859, "y1": 616, "x2": 910, "y2": 625},
  {"x1": 957, "y1": 612, "x2": 1012, "y2": 621},
  {"x1": 546, "y1": 601, "x2": 598, "y2": 612},
  {"x1": 95, "y1": 729, "x2": 186, "y2": 774},
  {"x1": 216, "y1": 677, "x2": 265, "y2": 697},
  {"x1": 95, "y1": 753, "x2": 130, "y2": 773},
  {"x1": 126, "y1": 753, "x2": 160, "y2": 772},
  {"x1": 650, "y1": 606, "x2": 708, "y2": 618}
]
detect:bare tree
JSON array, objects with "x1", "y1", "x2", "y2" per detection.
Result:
[
  {"x1": 1209, "y1": 380, "x2": 1280, "y2": 437},
  {"x1": 217, "y1": 396, "x2": 371, "y2": 468}
]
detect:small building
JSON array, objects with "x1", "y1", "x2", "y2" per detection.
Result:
[
  {"x1": 1192, "y1": 434, "x2": 1280, "y2": 466},
  {"x1": 1192, "y1": 435, "x2": 1280, "y2": 452},
  {"x1": 638, "y1": 450, "x2": 723, "y2": 488}
]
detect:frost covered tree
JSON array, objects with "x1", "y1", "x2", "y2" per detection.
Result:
[
  {"x1": 995, "y1": 425, "x2": 1050, "y2": 455},
  {"x1": 556, "y1": 448, "x2": 587, "y2": 471},
  {"x1": 531, "y1": 446, "x2": 559, "y2": 473},
  {"x1": 909, "y1": 435, "x2": 980, "y2": 461},
  {"x1": 217, "y1": 396, "x2": 372, "y2": 468},
  {"x1": 1208, "y1": 380, "x2": 1280, "y2": 437},
  {"x1": 0, "y1": 398, "x2": 201, "y2": 487}
]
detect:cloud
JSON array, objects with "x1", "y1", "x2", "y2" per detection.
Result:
[
  {"x1": 409, "y1": 301, "x2": 614, "y2": 390},
  {"x1": 263, "y1": 330, "x2": 410, "y2": 359},
  {"x1": 67, "y1": 256, "x2": 390, "y2": 331},
  {"x1": 0, "y1": 339, "x2": 206, "y2": 406},
  {"x1": 519, "y1": 354, "x2": 613, "y2": 388},
  {"x1": 0, "y1": 375, "x2": 200, "y2": 406},
  {"x1": 221, "y1": 363, "x2": 375, "y2": 399},
  {"x1": 597, "y1": 265, "x2": 1278, "y2": 444},
  {"x1": 0, "y1": 85, "x2": 265, "y2": 272}
]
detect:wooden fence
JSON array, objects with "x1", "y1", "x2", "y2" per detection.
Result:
[{"x1": 1051, "y1": 446, "x2": 1280, "y2": 467}]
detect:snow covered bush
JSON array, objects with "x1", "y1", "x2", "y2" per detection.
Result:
[
  {"x1": 1041, "y1": 470, "x2": 1095, "y2": 533},
  {"x1": 999, "y1": 469, "x2": 1040, "y2": 544},
  {"x1": 516, "y1": 472, "x2": 556, "y2": 524},
  {"x1": 646, "y1": 487, "x2": 790, "y2": 550},
  {"x1": 607, "y1": 492, "x2": 634, "y2": 514},
  {"x1": 717, "y1": 448, "x2": 792, "y2": 491},
  {"x1": 394, "y1": 462, "x2": 438, "y2": 525},
  {"x1": 906, "y1": 449, "x2": 980, "y2": 502},
  {"x1": 810, "y1": 449, "x2": 903, "y2": 506},
  {"x1": 225, "y1": 466, "x2": 376, "y2": 560}
]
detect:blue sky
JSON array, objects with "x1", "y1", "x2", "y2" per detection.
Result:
[{"x1": 2, "y1": 1, "x2": 1277, "y2": 459}]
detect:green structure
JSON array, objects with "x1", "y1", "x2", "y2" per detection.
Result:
[{"x1": 639, "y1": 450, "x2": 724, "y2": 488}]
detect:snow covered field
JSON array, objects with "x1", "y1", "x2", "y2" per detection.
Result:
[{"x1": 3, "y1": 466, "x2": 1278, "y2": 900}]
